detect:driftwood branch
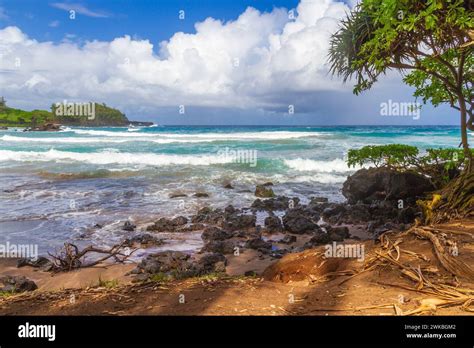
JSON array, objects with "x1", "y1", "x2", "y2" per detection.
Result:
[{"x1": 48, "y1": 241, "x2": 137, "y2": 272}]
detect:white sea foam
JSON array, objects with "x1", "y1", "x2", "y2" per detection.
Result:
[
  {"x1": 71, "y1": 129, "x2": 318, "y2": 140},
  {"x1": 204, "y1": 169, "x2": 346, "y2": 185},
  {"x1": 150, "y1": 139, "x2": 209, "y2": 144},
  {"x1": 1, "y1": 135, "x2": 130, "y2": 144},
  {"x1": 6, "y1": 130, "x2": 318, "y2": 144},
  {"x1": 284, "y1": 158, "x2": 354, "y2": 173},
  {"x1": 15, "y1": 129, "x2": 319, "y2": 144},
  {"x1": 0, "y1": 135, "x2": 209, "y2": 144},
  {"x1": 291, "y1": 174, "x2": 347, "y2": 184},
  {"x1": 71, "y1": 129, "x2": 155, "y2": 137},
  {"x1": 0, "y1": 149, "x2": 233, "y2": 166}
]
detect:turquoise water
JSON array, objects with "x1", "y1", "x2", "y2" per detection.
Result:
[{"x1": 0, "y1": 125, "x2": 470, "y2": 254}]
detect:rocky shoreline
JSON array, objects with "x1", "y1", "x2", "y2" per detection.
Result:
[
  {"x1": 126, "y1": 167, "x2": 432, "y2": 282},
  {"x1": 0, "y1": 166, "x2": 435, "y2": 294}
]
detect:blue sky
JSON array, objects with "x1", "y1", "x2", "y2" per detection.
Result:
[
  {"x1": 2, "y1": 0, "x2": 300, "y2": 43},
  {"x1": 0, "y1": 0, "x2": 458, "y2": 125}
]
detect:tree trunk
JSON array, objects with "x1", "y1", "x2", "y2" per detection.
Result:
[
  {"x1": 459, "y1": 96, "x2": 470, "y2": 155},
  {"x1": 459, "y1": 94, "x2": 472, "y2": 172},
  {"x1": 429, "y1": 96, "x2": 473, "y2": 223}
]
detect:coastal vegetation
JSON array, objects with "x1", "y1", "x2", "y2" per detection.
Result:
[
  {"x1": 0, "y1": 98, "x2": 130, "y2": 127},
  {"x1": 329, "y1": 0, "x2": 474, "y2": 220},
  {"x1": 0, "y1": 99, "x2": 52, "y2": 127},
  {"x1": 51, "y1": 102, "x2": 129, "y2": 127},
  {"x1": 95, "y1": 277, "x2": 119, "y2": 289},
  {"x1": 348, "y1": 144, "x2": 474, "y2": 188}
]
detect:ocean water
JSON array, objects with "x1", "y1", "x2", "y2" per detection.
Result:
[{"x1": 0, "y1": 125, "x2": 469, "y2": 255}]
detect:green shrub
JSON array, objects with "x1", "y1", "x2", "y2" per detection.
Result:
[
  {"x1": 423, "y1": 148, "x2": 467, "y2": 170},
  {"x1": 347, "y1": 144, "x2": 474, "y2": 188},
  {"x1": 347, "y1": 144, "x2": 419, "y2": 169},
  {"x1": 149, "y1": 273, "x2": 172, "y2": 283},
  {"x1": 96, "y1": 277, "x2": 119, "y2": 289}
]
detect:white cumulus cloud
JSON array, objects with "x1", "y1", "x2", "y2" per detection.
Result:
[{"x1": 0, "y1": 0, "x2": 356, "y2": 114}]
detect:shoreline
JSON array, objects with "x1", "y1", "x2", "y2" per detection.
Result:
[
  {"x1": 0, "y1": 167, "x2": 460, "y2": 274},
  {"x1": 1, "y1": 174, "x2": 473, "y2": 315},
  {"x1": 0, "y1": 182, "x2": 396, "y2": 284},
  {"x1": 1, "y1": 127, "x2": 472, "y2": 315},
  {"x1": 0, "y1": 218, "x2": 472, "y2": 316}
]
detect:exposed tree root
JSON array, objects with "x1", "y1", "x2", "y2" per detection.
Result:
[
  {"x1": 360, "y1": 229, "x2": 474, "y2": 315},
  {"x1": 409, "y1": 227, "x2": 474, "y2": 278},
  {"x1": 431, "y1": 170, "x2": 474, "y2": 223}
]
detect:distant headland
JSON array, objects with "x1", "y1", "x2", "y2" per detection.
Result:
[{"x1": 0, "y1": 97, "x2": 153, "y2": 129}]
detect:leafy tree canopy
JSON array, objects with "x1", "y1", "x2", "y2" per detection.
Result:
[{"x1": 329, "y1": 0, "x2": 473, "y2": 131}]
